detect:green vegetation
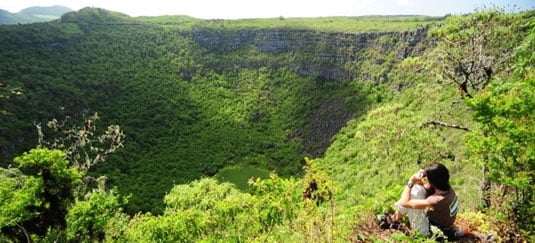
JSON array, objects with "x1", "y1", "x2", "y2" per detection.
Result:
[
  {"x1": 0, "y1": 5, "x2": 72, "y2": 25},
  {"x1": 140, "y1": 15, "x2": 441, "y2": 33},
  {"x1": 1, "y1": 7, "x2": 412, "y2": 214},
  {"x1": 465, "y1": 17, "x2": 535, "y2": 234},
  {"x1": 1, "y1": 149, "x2": 82, "y2": 240},
  {"x1": 215, "y1": 165, "x2": 270, "y2": 190},
  {"x1": 0, "y1": 7, "x2": 533, "y2": 242}
]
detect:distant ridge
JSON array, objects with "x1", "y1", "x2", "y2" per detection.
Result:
[{"x1": 0, "y1": 5, "x2": 72, "y2": 24}]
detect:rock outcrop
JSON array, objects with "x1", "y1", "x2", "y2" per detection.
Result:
[
  {"x1": 188, "y1": 27, "x2": 429, "y2": 82},
  {"x1": 187, "y1": 27, "x2": 430, "y2": 156}
]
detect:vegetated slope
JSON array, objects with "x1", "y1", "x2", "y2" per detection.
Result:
[
  {"x1": 1, "y1": 8, "x2": 533, "y2": 242},
  {"x1": 0, "y1": 5, "x2": 72, "y2": 24},
  {"x1": 316, "y1": 68, "x2": 481, "y2": 225},
  {"x1": 313, "y1": 9, "x2": 535, "y2": 241},
  {"x1": 0, "y1": 8, "x2": 438, "y2": 213}
]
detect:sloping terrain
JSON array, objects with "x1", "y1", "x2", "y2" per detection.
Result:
[
  {"x1": 0, "y1": 5, "x2": 72, "y2": 24},
  {"x1": 0, "y1": 8, "x2": 437, "y2": 213},
  {"x1": 1, "y1": 7, "x2": 532, "y2": 242}
]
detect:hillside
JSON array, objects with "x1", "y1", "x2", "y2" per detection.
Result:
[
  {"x1": 0, "y1": 5, "x2": 72, "y2": 24},
  {"x1": 0, "y1": 7, "x2": 533, "y2": 242},
  {"x1": 0, "y1": 8, "x2": 436, "y2": 214}
]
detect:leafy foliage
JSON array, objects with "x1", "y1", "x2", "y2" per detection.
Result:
[
  {"x1": 66, "y1": 189, "x2": 126, "y2": 242},
  {"x1": 0, "y1": 149, "x2": 82, "y2": 240},
  {"x1": 428, "y1": 9, "x2": 526, "y2": 98},
  {"x1": 1, "y1": 7, "x2": 417, "y2": 213},
  {"x1": 124, "y1": 176, "x2": 300, "y2": 242},
  {"x1": 0, "y1": 169, "x2": 41, "y2": 229},
  {"x1": 0, "y1": 113, "x2": 125, "y2": 241},
  {"x1": 0, "y1": 7, "x2": 533, "y2": 242},
  {"x1": 465, "y1": 20, "x2": 535, "y2": 237}
]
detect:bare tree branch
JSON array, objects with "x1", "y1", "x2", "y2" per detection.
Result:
[
  {"x1": 421, "y1": 119, "x2": 471, "y2": 131},
  {"x1": 430, "y1": 9, "x2": 518, "y2": 99},
  {"x1": 15, "y1": 223, "x2": 30, "y2": 243}
]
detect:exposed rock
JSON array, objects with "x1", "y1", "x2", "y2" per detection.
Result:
[
  {"x1": 187, "y1": 27, "x2": 431, "y2": 156},
  {"x1": 188, "y1": 27, "x2": 430, "y2": 82}
]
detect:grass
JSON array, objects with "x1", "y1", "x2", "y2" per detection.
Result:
[{"x1": 215, "y1": 165, "x2": 271, "y2": 191}]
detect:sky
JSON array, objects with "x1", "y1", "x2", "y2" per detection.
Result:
[{"x1": 1, "y1": 0, "x2": 534, "y2": 19}]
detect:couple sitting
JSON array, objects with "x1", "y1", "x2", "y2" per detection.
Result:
[{"x1": 380, "y1": 162, "x2": 468, "y2": 241}]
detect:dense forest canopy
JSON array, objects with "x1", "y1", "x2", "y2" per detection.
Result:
[
  {"x1": 0, "y1": 8, "x2": 435, "y2": 214},
  {"x1": 0, "y1": 7, "x2": 533, "y2": 242}
]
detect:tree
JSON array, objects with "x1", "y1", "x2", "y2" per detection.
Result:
[
  {"x1": 418, "y1": 9, "x2": 526, "y2": 134},
  {"x1": 465, "y1": 17, "x2": 535, "y2": 239},
  {"x1": 36, "y1": 112, "x2": 125, "y2": 173},
  {"x1": 429, "y1": 9, "x2": 522, "y2": 98},
  {"x1": 0, "y1": 149, "x2": 82, "y2": 241},
  {"x1": 0, "y1": 114, "x2": 125, "y2": 241},
  {"x1": 426, "y1": 10, "x2": 532, "y2": 215},
  {"x1": 0, "y1": 82, "x2": 22, "y2": 115},
  {"x1": 65, "y1": 189, "x2": 127, "y2": 242}
]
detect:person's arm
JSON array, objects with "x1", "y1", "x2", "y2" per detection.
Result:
[
  {"x1": 399, "y1": 170, "x2": 432, "y2": 209},
  {"x1": 399, "y1": 184, "x2": 432, "y2": 209}
]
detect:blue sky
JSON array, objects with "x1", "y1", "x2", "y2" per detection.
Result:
[{"x1": 1, "y1": 0, "x2": 534, "y2": 19}]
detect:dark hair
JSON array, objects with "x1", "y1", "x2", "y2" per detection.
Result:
[{"x1": 424, "y1": 163, "x2": 450, "y2": 191}]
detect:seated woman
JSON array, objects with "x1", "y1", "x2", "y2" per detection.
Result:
[{"x1": 391, "y1": 163, "x2": 462, "y2": 240}]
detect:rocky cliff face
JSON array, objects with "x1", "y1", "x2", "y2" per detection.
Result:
[
  {"x1": 188, "y1": 27, "x2": 431, "y2": 156},
  {"x1": 189, "y1": 27, "x2": 429, "y2": 82}
]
